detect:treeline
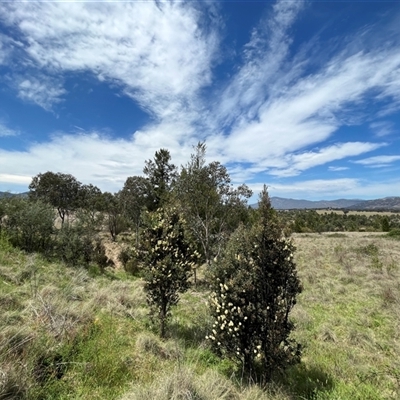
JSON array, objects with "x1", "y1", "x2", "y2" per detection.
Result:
[
  {"x1": 0, "y1": 143, "x2": 253, "y2": 266},
  {"x1": 279, "y1": 209, "x2": 400, "y2": 233}
]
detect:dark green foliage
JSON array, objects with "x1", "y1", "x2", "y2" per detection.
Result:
[
  {"x1": 356, "y1": 243, "x2": 379, "y2": 257},
  {"x1": 208, "y1": 187, "x2": 302, "y2": 382},
  {"x1": 386, "y1": 228, "x2": 400, "y2": 238},
  {"x1": 176, "y1": 142, "x2": 252, "y2": 265},
  {"x1": 279, "y1": 209, "x2": 400, "y2": 233},
  {"x1": 54, "y1": 225, "x2": 108, "y2": 269},
  {"x1": 77, "y1": 184, "x2": 104, "y2": 227},
  {"x1": 29, "y1": 172, "x2": 82, "y2": 225},
  {"x1": 138, "y1": 208, "x2": 199, "y2": 337},
  {"x1": 120, "y1": 175, "x2": 153, "y2": 245},
  {"x1": 1, "y1": 198, "x2": 55, "y2": 254},
  {"x1": 143, "y1": 149, "x2": 177, "y2": 210},
  {"x1": 55, "y1": 224, "x2": 93, "y2": 266},
  {"x1": 118, "y1": 247, "x2": 140, "y2": 275},
  {"x1": 381, "y1": 216, "x2": 390, "y2": 232}
]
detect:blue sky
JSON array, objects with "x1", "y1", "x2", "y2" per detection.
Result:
[{"x1": 1, "y1": 0, "x2": 400, "y2": 201}]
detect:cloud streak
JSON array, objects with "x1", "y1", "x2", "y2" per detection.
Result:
[
  {"x1": 0, "y1": 122, "x2": 18, "y2": 137},
  {"x1": 353, "y1": 155, "x2": 400, "y2": 167}
]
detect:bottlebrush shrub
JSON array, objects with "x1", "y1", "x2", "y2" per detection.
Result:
[
  {"x1": 138, "y1": 208, "x2": 199, "y2": 337},
  {"x1": 207, "y1": 187, "x2": 302, "y2": 382}
]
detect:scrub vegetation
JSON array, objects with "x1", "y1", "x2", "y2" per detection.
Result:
[{"x1": 1, "y1": 144, "x2": 399, "y2": 399}]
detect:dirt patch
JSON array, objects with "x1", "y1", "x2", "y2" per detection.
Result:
[{"x1": 101, "y1": 234, "x2": 123, "y2": 269}]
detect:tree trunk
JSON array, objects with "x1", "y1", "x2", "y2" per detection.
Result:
[{"x1": 160, "y1": 302, "x2": 167, "y2": 338}]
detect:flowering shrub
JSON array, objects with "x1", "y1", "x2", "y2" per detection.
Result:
[
  {"x1": 138, "y1": 208, "x2": 199, "y2": 337},
  {"x1": 208, "y1": 187, "x2": 302, "y2": 382}
]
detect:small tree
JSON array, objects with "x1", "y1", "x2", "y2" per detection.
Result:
[
  {"x1": 381, "y1": 216, "x2": 390, "y2": 232},
  {"x1": 138, "y1": 208, "x2": 199, "y2": 337},
  {"x1": 208, "y1": 186, "x2": 302, "y2": 382},
  {"x1": 29, "y1": 171, "x2": 82, "y2": 225},
  {"x1": 3, "y1": 198, "x2": 55, "y2": 254},
  {"x1": 176, "y1": 142, "x2": 252, "y2": 266},
  {"x1": 99, "y1": 192, "x2": 127, "y2": 241},
  {"x1": 120, "y1": 175, "x2": 153, "y2": 245}
]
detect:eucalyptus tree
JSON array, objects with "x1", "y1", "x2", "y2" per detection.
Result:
[
  {"x1": 175, "y1": 142, "x2": 252, "y2": 267},
  {"x1": 29, "y1": 172, "x2": 82, "y2": 225},
  {"x1": 120, "y1": 175, "x2": 153, "y2": 245},
  {"x1": 99, "y1": 192, "x2": 127, "y2": 241}
]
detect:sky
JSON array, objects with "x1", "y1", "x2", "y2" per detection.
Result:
[{"x1": 1, "y1": 0, "x2": 400, "y2": 201}]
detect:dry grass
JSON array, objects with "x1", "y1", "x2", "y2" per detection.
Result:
[
  {"x1": 291, "y1": 232, "x2": 400, "y2": 399},
  {"x1": 1, "y1": 232, "x2": 399, "y2": 399},
  {"x1": 120, "y1": 366, "x2": 290, "y2": 400}
]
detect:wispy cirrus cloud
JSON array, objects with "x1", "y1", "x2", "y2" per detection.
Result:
[
  {"x1": 328, "y1": 166, "x2": 349, "y2": 172},
  {"x1": 13, "y1": 75, "x2": 66, "y2": 111},
  {"x1": 370, "y1": 121, "x2": 395, "y2": 137},
  {"x1": 207, "y1": 1, "x2": 400, "y2": 180},
  {"x1": 216, "y1": 0, "x2": 306, "y2": 127},
  {"x1": 353, "y1": 155, "x2": 400, "y2": 167},
  {"x1": 217, "y1": 48, "x2": 400, "y2": 168},
  {"x1": 0, "y1": 121, "x2": 19, "y2": 137},
  {"x1": 1, "y1": 1, "x2": 218, "y2": 121},
  {"x1": 268, "y1": 142, "x2": 384, "y2": 177}
]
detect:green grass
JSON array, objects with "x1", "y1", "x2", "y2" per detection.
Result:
[{"x1": 1, "y1": 232, "x2": 399, "y2": 399}]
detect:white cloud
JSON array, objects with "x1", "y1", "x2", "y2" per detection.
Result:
[
  {"x1": 353, "y1": 155, "x2": 400, "y2": 167},
  {"x1": 1, "y1": 1, "x2": 218, "y2": 120},
  {"x1": 216, "y1": 49, "x2": 400, "y2": 167},
  {"x1": 207, "y1": 4, "x2": 400, "y2": 175},
  {"x1": 216, "y1": 0, "x2": 305, "y2": 127},
  {"x1": 249, "y1": 178, "x2": 400, "y2": 200},
  {"x1": 0, "y1": 41, "x2": 8, "y2": 65},
  {"x1": 14, "y1": 75, "x2": 66, "y2": 110},
  {"x1": 370, "y1": 121, "x2": 394, "y2": 137},
  {"x1": 0, "y1": 174, "x2": 31, "y2": 185},
  {"x1": 268, "y1": 142, "x2": 384, "y2": 177},
  {"x1": 0, "y1": 130, "x2": 198, "y2": 193},
  {"x1": 328, "y1": 166, "x2": 349, "y2": 172},
  {"x1": 0, "y1": 121, "x2": 18, "y2": 137}
]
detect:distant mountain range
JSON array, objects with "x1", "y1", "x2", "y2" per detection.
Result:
[
  {"x1": 254, "y1": 196, "x2": 400, "y2": 211},
  {"x1": 2, "y1": 191, "x2": 400, "y2": 211},
  {"x1": 0, "y1": 191, "x2": 28, "y2": 198}
]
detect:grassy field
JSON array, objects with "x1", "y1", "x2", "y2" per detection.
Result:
[{"x1": 1, "y1": 232, "x2": 399, "y2": 399}]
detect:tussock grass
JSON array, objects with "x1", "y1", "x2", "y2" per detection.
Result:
[
  {"x1": 292, "y1": 232, "x2": 400, "y2": 399},
  {"x1": 1, "y1": 232, "x2": 399, "y2": 399},
  {"x1": 120, "y1": 366, "x2": 291, "y2": 400}
]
